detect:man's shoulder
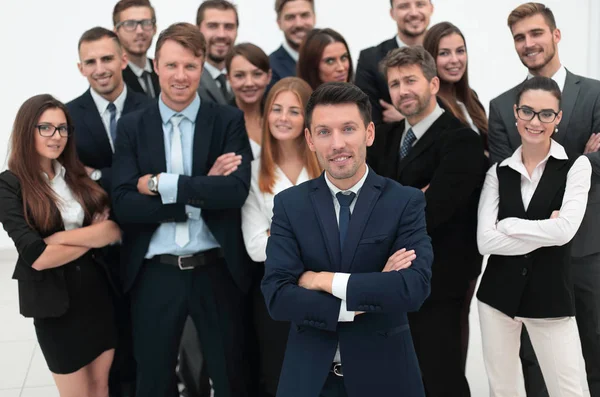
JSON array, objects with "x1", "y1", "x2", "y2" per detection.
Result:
[
  {"x1": 204, "y1": 101, "x2": 244, "y2": 121},
  {"x1": 269, "y1": 45, "x2": 287, "y2": 60},
  {"x1": 126, "y1": 87, "x2": 151, "y2": 107},
  {"x1": 66, "y1": 90, "x2": 91, "y2": 111},
  {"x1": 490, "y1": 82, "x2": 522, "y2": 106},
  {"x1": 276, "y1": 177, "x2": 315, "y2": 201},
  {"x1": 572, "y1": 72, "x2": 600, "y2": 94},
  {"x1": 119, "y1": 102, "x2": 157, "y2": 125},
  {"x1": 359, "y1": 37, "x2": 396, "y2": 58}
]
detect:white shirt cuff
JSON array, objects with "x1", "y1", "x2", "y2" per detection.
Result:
[
  {"x1": 157, "y1": 173, "x2": 179, "y2": 204},
  {"x1": 338, "y1": 300, "x2": 356, "y2": 322},
  {"x1": 332, "y1": 273, "x2": 355, "y2": 322}
]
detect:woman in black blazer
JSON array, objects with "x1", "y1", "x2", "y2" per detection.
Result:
[
  {"x1": 0, "y1": 94, "x2": 121, "y2": 397},
  {"x1": 476, "y1": 77, "x2": 590, "y2": 396}
]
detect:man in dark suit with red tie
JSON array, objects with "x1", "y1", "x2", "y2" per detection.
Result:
[
  {"x1": 262, "y1": 82, "x2": 433, "y2": 397},
  {"x1": 368, "y1": 46, "x2": 487, "y2": 397}
]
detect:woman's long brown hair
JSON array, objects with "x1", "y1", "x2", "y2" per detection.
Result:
[
  {"x1": 8, "y1": 94, "x2": 109, "y2": 233},
  {"x1": 259, "y1": 78, "x2": 321, "y2": 194},
  {"x1": 423, "y1": 22, "x2": 489, "y2": 149}
]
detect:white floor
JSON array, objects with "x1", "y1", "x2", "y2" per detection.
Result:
[{"x1": 0, "y1": 250, "x2": 590, "y2": 396}]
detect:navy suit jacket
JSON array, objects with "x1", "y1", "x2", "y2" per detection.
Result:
[
  {"x1": 111, "y1": 100, "x2": 254, "y2": 293},
  {"x1": 67, "y1": 87, "x2": 149, "y2": 194},
  {"x1": 262, "y1": 170, "x2": 432, "y2": 397},
  {"x1": 268, "y1": 45, "x2": 296, "y2": 90}
]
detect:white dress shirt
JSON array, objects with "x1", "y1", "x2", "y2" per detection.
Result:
[
  {"x1": 395, "y1": 35, "x2": 407, "y2": 49},
  {"x1": 401, "y1": 103, "x2": 445, "y2": 149},
  {"x1": 43, "y1": 161, "x2": 85, "y2": 230},
  {"x1": 282, "y1": 40, "x2": 299, "y2": 62},
  {"x1": 89, "y1": 85, "x2": 128, "y2": 152},
  {"x1": 249, "y1": 139, "x2": 261, "y2": 161},
  {"x1": 203, "y1": 61, "x2": 231, "y2": 93},
  {"x1": 241, "y1": 159, "x2": 310, "y2": 262},
  {"x1": 128, "y1": 59, "x2": 155, "y2": 97},
  {"x1": 527, "y1": 65, "x2": 567, "y2": 92},
  {"x1": 477, "y1": 140, "x2": 591, "y2": 256}
]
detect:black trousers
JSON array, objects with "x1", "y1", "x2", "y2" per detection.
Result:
[
  {"x1": 319, "y1": 373, "x2": 348, "y2": 397},
  {"x1": 522, "y1": 252, "x2": 600, "y2": 397},
  {"x1": 131, "y1": 259, "x2": 251, "y2": 397},
  {"x1": 408, "y1": 297, "x2": 471, "y2": 397}
]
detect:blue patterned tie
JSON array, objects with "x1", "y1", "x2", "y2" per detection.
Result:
[
  {"x1": 107, "y1": 102, "x2": 117, "y2": 143},
  {"x1": 336, "y1": 192, "x2": 356, "y2": 250},
  {"x1": 400, "y1": 128, "x2": 416, "y2": 159}
]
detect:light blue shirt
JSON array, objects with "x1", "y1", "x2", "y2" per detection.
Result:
[{"x1": 145, "y1": 94, "x2": 221, "y2": 258}]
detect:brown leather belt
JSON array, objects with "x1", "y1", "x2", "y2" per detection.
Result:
[{"x1": 153, "y1": 248, "x2": 224, "y2": 270}]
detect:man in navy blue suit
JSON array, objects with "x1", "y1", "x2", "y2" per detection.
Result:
[
  {"x1": 269, "y1": 0, "x2": 316, "y2": 88},
  {"x1": 262, "y1": 82, "x2": 433, "y2": 397},
  {"x1": 67, "y1": 27, "x2": 148, "y2": 397},
  {"x1": 111, "y1": 23, "x2": 253, "y2": 397}
]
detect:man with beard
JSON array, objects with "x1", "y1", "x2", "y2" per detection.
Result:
[
  {"x1": 368, "y1": 46, "x2": 487, "y2": 397},
  {"x1": 355, "y1": 0, "x2": 433, "y2": 125},
  {"x1": 488, "y1": 3, "x2": 600, "y2": 396},
  {"x1": 269, "y1": 0, "x2": 316, "y2": 88},
  {"x1": 262, "y1": 81, "x2": 433, "y2": 397},
  {"x1": 196, "y1": 0, "x2": 238, "y2": 104},
  {"x1": 67, "y1": 27, "x2": 148, "y2": 397},
  {"x1": 113, "y1": 0, "x2": 160, "y2": 98}
]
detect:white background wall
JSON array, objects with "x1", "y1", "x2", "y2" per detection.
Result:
[{"x1": 0, "y1": 0, "x2": 598, "y2": 251}]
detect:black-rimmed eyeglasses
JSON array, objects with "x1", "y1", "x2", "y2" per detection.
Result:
[
  {"x1": 37, "y1": 124, "x2": 71, "y2": 138},
  {"x1": 516, "y1": 107, "x2": 559, "y2": 123},
  {"x1": 116, "y1": 19, "x2": 156, "y2": 32}
]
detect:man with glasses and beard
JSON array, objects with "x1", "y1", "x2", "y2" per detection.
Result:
[
  {"x1": 268, "y1": 0, "x2": 316, "y2": 88},
  {"x1": 488, "y1": 3, "x2": 600, "y2": 396},
  {"x1": 368, "y1": 45, "x2": 487, "y2": 397},
  {"x1": 355, "y1": 0, "x2": 434, "y2": 125},
  {"x1": 196, "y1": 0, "x2": 238, "y2": 105},
  {"x1": 113, "y1": 0, "x2": 160, "y2": 98}
]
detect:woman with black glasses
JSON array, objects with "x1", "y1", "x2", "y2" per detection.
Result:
[
  {"x1": 0, "y1": 95, "x2": 121, "y2": 397},
  {"x1": 476, "y1": 77, "x2": 589, "y2": 396}
]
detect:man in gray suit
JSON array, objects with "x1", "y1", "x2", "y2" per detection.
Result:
[
  {"x1": 195, "y1": 0, "x2": 238, "y2": 104},
  {"x1": 488, "y1": 3, "x2": 600, "y2": 396}
]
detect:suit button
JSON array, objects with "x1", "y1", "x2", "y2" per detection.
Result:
[
  {"x1": 369, "y1": 305, "x2": 376, "y2": 311},
  {"x1": 309, "y1": 320, "x2": 315, "y2": 326},
  {"x1": 319, "y1": 323, "x2": 325, "y2": 329},
  {"x1": 376, "y1": 306, "x2": 382, "y2": 312},
  {"x1": 199, "y1": 201, "x2": 205, "y2": 206},
  {"x1": 522, "y1": 268, "x2": 528, "y2": 276},
  {"x1": 524, "y1": 254, "x2": 530, "y2": 259}
]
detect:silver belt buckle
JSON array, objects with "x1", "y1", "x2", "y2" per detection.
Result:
[
  {"x1": 178, "y1": 254, "x2": 195, "y2": 270},
  {"x1": 332, "y1": 363, "x2": 343, "y2": 377}
]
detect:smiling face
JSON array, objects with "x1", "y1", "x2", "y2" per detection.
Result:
[
  {"x1": 318, "y1": 42, "x2": 350, "y2": 84},
  {"x1": 198, "y1": 8, "x2": 238, "y2": 67},
  {"x1": 305, "y1": 103, "x2": 374, "y2": 189},
  {"x1": 387, "y1": 63, "x2": 439, "y2": 124},
  {"x1": 511, "y1": 13, "x2": 561, "y2": 75},
  {"x1": 268, "y1": 90, "x2": 305, "y2": 142},
  {"x1": 35, "y1": 108, "x2": 69, "y2": 165},
  {"x1": 436, "y1": 33, "x2": 467, "y2": 84},
  {"x1": 514, "y1": 88, "x2": 562, "y2": 146},
  {"x1": 277, "y1": 0, "x2": 316, "y2": 50},
  {"x1": 228, "y1": 55, "x2": 271, "y2": 106},
  {"x1": 78, "y1": 37, "x2": 127, "y2": 102},
  {"x1": 114, "y1": 6, "x2": 156, "y2": 57},
  {"x1": 391, "y1": 0, "x2": 434, "y2": 42},
  {"x1": 155, "y1": 39, "x2": 203, "y2": 112}
]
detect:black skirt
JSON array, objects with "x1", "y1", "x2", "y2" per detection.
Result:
[{"x1": 34, "y1": 258, "x2": 117, "y2": 374}]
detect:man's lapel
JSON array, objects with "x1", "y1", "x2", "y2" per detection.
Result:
[
  {"x1": 309, "y1": 175, "x2": 341, "y2": 270},
  {"x1": 145, "y1": 104, "x2": 167, "y2": 173},
  {"x1": 79, "y1": 90, "x2": 113, "y2": 156},
  {"x1": 200, "y1": 70, "x2": 226, "y2": 104},
  {"x1": 192, "y1": 101, "x2": 216, "y2": 176},
  {"x1": 556, "y1": 70, "x2": 581, "y2": 145}
]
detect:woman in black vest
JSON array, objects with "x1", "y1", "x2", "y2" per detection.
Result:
[{"x1": 476, "y1": 77, "x2": 590, "y2": 397}]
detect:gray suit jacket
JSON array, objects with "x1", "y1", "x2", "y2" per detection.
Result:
[
  {"x1": 488, "y1": 69, "x2": 600, "y2": 257},
  {"x1": 198, "y1": 69, "x2": 233, "y2": 105}
]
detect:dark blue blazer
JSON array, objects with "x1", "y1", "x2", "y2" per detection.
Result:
[
  {"x1": 262, "y1": 170, "x2": 432, "y2": 397},
  {"x1": 268, "y1": 45, "x2": 297, "y2": 89},
  {"x1": 111, "y1": 100, "x2": 254, "y2": 293},
  {"x1": 66, "y1": 87, "x2": 149, "y2": 193}
]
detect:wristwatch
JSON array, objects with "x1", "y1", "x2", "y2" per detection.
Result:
[
  {"x1": 147, "y1": 174, "x2": 159, "y2": 194},
  {"x1": 90, "y1": 169, "x2": 102, "y2": 181}
]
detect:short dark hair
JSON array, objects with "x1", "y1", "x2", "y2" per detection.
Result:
[
  {"x1": 275, "y1": 0, "x2": 315, "y2": 18},
  {"x1": 225, "y1": 43, "x2": 270, "y2": 74},
  {"x1": 196, "y1": 0, "x2": 239, "y2": 27},
  {"x1": 297, "y1": 28, "x2": 354, "y2": 90},
  {"x1": 155, "y1": 23, "x2": 206, "y2": 60},
  {"x1": 507, "y1": 2, "x2": 556, "y2": 31},
  {"x1": 113, "y1": 0, "x2": 156, "y2": 26},
  {"x1": 379, "y1": 45, "x2": 437, "y2": 81},
  {"x1": 78, "y1": 27, "x2": 121, "y2": 51},
  {"x1": 516, "y1": 76, "x2": 561, "y2": 107},
  {"x1": 305, "y1": 82, "x2": 372, "y2": 129}
]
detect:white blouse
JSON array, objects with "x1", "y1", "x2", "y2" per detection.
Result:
[
  {"x1": 242, "y1": 159, "x2": 310, "y2": 262},
  {"x1": 250, "y1": 139, "x2": 261, "y2": 161},
  {"x1": 457, "y1": 101, "x2": 479, "y2": 134},
  {"x1": 43, "y1": 161, "x2": 84, "y2": 230},
  {"x1": 477, "y1": 140, "x2": 591, "y2": 256}
]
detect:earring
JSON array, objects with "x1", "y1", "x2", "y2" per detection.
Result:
[
  {"x1": 554, "y1": 126, "x2": 558, "y2": 134},
  {"x1": 515, "y1": 122, "x2": 518, "y2": 127}
]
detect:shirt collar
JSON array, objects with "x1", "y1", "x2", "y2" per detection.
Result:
[
  {"x1": 282, "y1": 40, "x2": 299, "y2": 62},
  {"x1": 404, "y1": 103, "x2": 445, "y2": 141},
  {"x1": 527, "y1": 65, "x2": 567, "y2": 92},
  {"x1": 395, "y1": 35, "x2": 407, "y2": 49},
  {"x1": 90, "y1": 84, "x2": 128, "y2": 115},
  {"x1": 42, "y1": 160, "x2": 66, "y2": 181},
  {"x1": 324, "y1": 164, "x2": 369, "y2": 198},
  {"x1": 500, "y1": 139, "x2": 568, "y2": 174},
  {"x1": 128, "y1": 59, "x2": 153, "y2": 77},
  {"x1": 158, "y1": 93, "x2": 201, "y2": 125},
  {"x1": 203, "y1": 61, "x2": 226, "y2": 80}
]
